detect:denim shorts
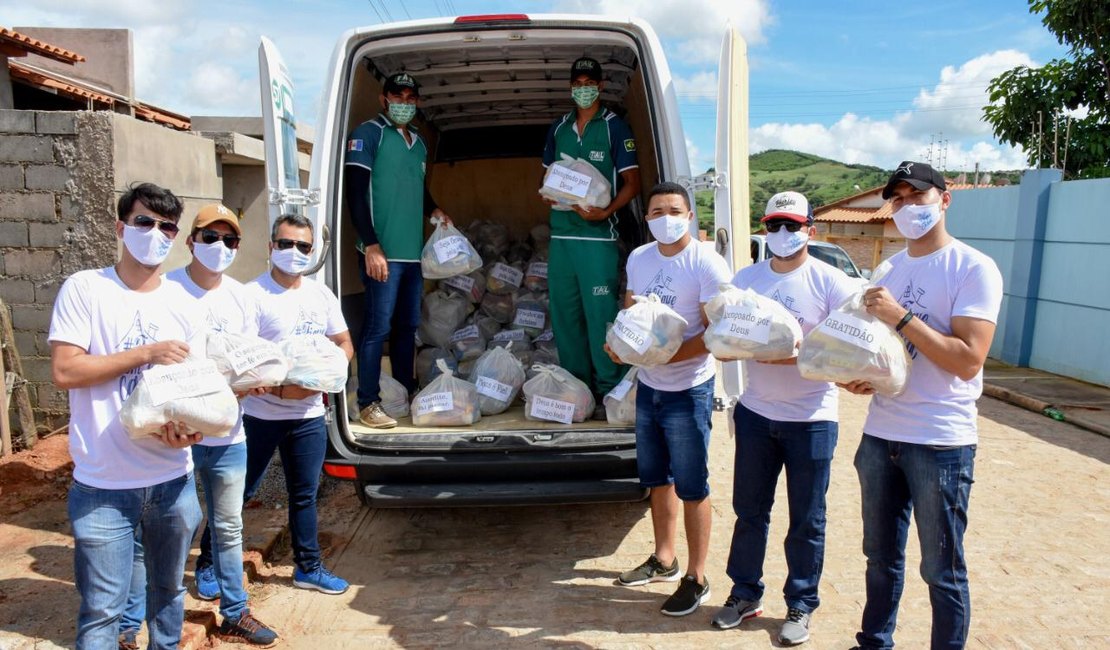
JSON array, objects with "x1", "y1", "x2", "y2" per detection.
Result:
[{"x1": 634, "y1": 377, "x2": 715, "y2": 501}]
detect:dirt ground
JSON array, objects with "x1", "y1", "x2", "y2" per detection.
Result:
[{"x1": 0, "y1": 434, "x2": 73, "y2": 517}]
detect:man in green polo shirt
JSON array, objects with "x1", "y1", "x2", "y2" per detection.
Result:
[
  {"x1": 344, "y1": 72, "x2": 452, "y2": 429},
  {"x1": 541, "y1": 56, "x2": 641, "y2": 417}
]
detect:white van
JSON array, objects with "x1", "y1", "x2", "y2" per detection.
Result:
[{"x1": 259, "y1": 13, "x2": 750, "y2": 506}]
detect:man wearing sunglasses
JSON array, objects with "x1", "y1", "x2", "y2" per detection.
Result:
[
  {"x1": 713, "y1": 191, "x2": 857, "y2": 646},
  {"x1": 240, "y1": 214, "x2": 355, "y2": 595},
  {"x1": 48, "y1": 183, "x2": 206, "y2": 650}
]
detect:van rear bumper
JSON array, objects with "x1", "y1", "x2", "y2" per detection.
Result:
[{"x1": 361, "y1": 478, "x2": 647, "y2": 507}]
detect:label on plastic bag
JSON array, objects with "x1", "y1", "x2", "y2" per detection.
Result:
[
  {"x1": 226, "y1": 341, "x2": 283, "y2": 374},
  {"x1": 820, "y1": 312, "x2": 881, "y2": 353},
  {"x1": 433, "y1": 235, "x2": 469, "y2": 263},
  {"x1": 721, "y1": 304, "x2": 772, "y2": 344},
  {"x1": 142, "y1": 360, "x2": 227, "y2": 407},
  {"x1": 535, "y1": 329, "x2": 554, "y2": 342},
  {"x1": 513, "y1": 309, "x2": 545, "y2": 330},
  {"x1": 476, "y1": 376, "x2": 513, "y2": 402},
  {"x1": 530, "y1": 395, "x2": 575, "y2": 424},
  {"x1": 527, "y1": 262, "x2": 548, "y2": 279},
  {"x1": 414, "y1": 391, "x2": 454, "y2": 416},
  {"x1": 613, "y1": 313, "x2": 652, "y2": 354},
  {"x1": 606, "y1": 377, "x2": 634, "y2": 402},
  {"x1": 451, "y1": 324, "x2": 480, "y2": 343},
  {"x1": 490, "y1": 263, "x2": 523, "y2": 288},
  {"x1": 492, "y1": 329, "x2": 528, "y2": 342},
  {"x1": 543, "y1": 165, "x2": 592, "y2": 199},
  {"x1": 442, "y1": 274, "x2": 475, "y2": 293}
]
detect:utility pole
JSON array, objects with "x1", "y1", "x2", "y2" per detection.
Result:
[
  {"x1": 1053, "y1": 109, "x2": 1059, "y2": 169},
  {"x1": 1062, "y1": 116, "x2": 1072, "y2": 177},
  {"x1": 974, "y1": 162, "x2": 980, "y2": 186},
  {"x1": 1036, "y1": 111, "x2": 1043, "y2": 168}
]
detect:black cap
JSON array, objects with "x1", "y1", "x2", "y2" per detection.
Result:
[
  {"x1": 882, "y1": 161, "x2": 947, "y2": 199},
  {"x1": 383, "y1": 72, "x2": 419, "y2": 96},
  {"x1": 570, "y1": 57, "x2": 603, "y2": 83}
]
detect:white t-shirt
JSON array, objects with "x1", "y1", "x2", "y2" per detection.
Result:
[
  {"x1": 864, "y1": 240, "x2": 1004, "y2": 445},
  {"x1": 625, "y1": 239, "x2": 732, "y2": 391},
  {"x1": 164, "y1": 267, "x2": 260, "y2": 447},
  {"x1": 48, "y1": 268, "x2": 203, "y2": 489},
  {"x1": 733, "y1": 257, "x2": 859, "y2": 422},
  {"x1": 242, "y1": 272, "x2": 349, "y2": 421}
]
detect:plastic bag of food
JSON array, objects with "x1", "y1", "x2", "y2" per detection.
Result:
[
  {"x1": 606, "y1": 293, "x2": 689, "y2": 367},
  {"x1": 703, "y1": 284, "x2": 804, "y2": 361},
  {"x1": 440, "y1": 268, "x2": 486, "y2": 304},
  {"x1": 797, "y1": 282, "x2": 912, "y2": 397},
  {"x1": 280, "y1": 335, "x2": 348, "y2": 393},
  {"x1": 506, "y1": 241, "x2": 534, "y2": 266},
  {"x1": 533, "y1": 328, "x2": 557, "y2": 355},
  {"x1": 476, "y1": 222, "x2": 510, "y2": 261},
  {"x1": 470, "y1": 344, "x2": 526, "y2": 415},
  {"x1": 486, "y1": 261, "x2": 524, "y2": 295},
  {"x1": 530, "y1": 223, "x2": 551, "y2": 257},
  {"x1": 539, "y1": 154, "x2": 612, "y2": 211},
  {"x1": 416, "y1": 347, "x2": 458, "y2": 387},
  {"x1": 522, "y1": 364, "x2": 595, "y2": 423},
  {"x1": 450, "y1": 323, "x2": 487, "y2": 362},
  {"x1": 421, "y1": 216, "x2": 483, "y2": 280},
  {"x1": 510, "y1": 293, "x2": 548, "y2": 338},
  {"x1": 410, "y1": 360, "x2": 481, "y2": 427},
  {"x1": 120, "y1": 359, "x2": 239, "y2": 438},
  {"x1": 379, "y1": 372, "x2": 411, "y2": 419},
  {"x1": 205, "y1": 331, "x2": 291, "y2": 390},
  {"x1": 480, "y1": 291, "x2": 515, "y2": 324},
  {"x1": 471, "y1": 313, "x2": 502, "y2": 342},
  {"x1": 419, "y1": 289, "x2": 470, "y2": 349},
  {"x1": 457, "y1": 359, "x2": 476, "y2": 378},
  {"x1": 524, "y1": 256, "x2": 549, "y2": 293},
  {"x1": 603, "y1": 367, "x2": 639, "y2": 426}
]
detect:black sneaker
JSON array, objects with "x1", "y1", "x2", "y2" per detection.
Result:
[
  {"x1": 661, "y1": 575, "x2": 711, "y2": 617},
  {"x1": 217, "y1": 612, "x2": 279, "y2": 647},
  {"x1": 118, "y1": 631, "x2": 139, "y2": 650},
  {"x1": 617, "y1": 554, "x2": 681, "y2": 586}
]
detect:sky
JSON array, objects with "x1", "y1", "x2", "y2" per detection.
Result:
[{"x1": 5, "y1": 0, "x2": 1068, "y2": 173}]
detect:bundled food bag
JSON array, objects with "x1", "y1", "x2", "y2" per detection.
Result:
[
  {"x1": 450, "y1": 323, "x2": 487, "y2": 362},
  {"x1": 530, "y1": 223, "x2": 551, "y2": 257},
  {"x1": 470, "y1": 344, "x2": 526, "y2": 415},
  {"x1": 440, "y1": 268, "x2": 486, "y2": 304},
  {"x1": 421, "y1": 216, "x2": 483, "y2": 279},
  {"x1": 522, "y1": 364, "x2": 595, "y2": 424},
  {"x1": 606, "y1": 294, "x2": 689, "y2": 367},
  {"x1": 419, "y1": 289, "x2": 470, "y2": 349},
  {"x1": 379, "y1": 372, "x2": 411, "y2": 419},
  {"x1": 703, "y1": 284, "x2": 804, "y2": 361},
  {"x1": 411, "y1": 360, "x2": 481, "y2": 427},
  {"x1": 486, "y1": 261, "x2": 525, "y2": 295},
  {"x1": 457, "y1": 359, "x2": 476, "y2": 378},
  {"x1": 506, "y1": 241, "x2": 534, "y2": 266},
  {"x1": 281, "y1": 335, "x2": 348, "y2": 393},
  {"x1": 603, "y1": 367, "x2": 639, "y2": 426},
  {"x1": 539, "y1": 154, "x2": 612, "y2": 211},
  {"x1": 480, "y1": 291, "x2": 515, "y2": 324},
  {"x1": 524, "y1": 256, "x2": 548, "y2": 293},
  {"x1": 475, "y1": 222, "x2": 511, "y2": 261},
  {"x1": 120, "y1": 358, "x2": 239, "y2": 438},
  {"x1": 416, "y1": 347, "x2": 458, "y2": 387},
  {"x1": 205, "y1": 331, "x2": 290, "y2": 390},
  {"x1": 510, "y1": 293, "x2": 548, "y2": 338},
  {"x1": 532, "y1": 330, "x2": 559, "y2": 367},
  {"x1": 470, "y1": 313, "x2": 502, "y2": 342}
]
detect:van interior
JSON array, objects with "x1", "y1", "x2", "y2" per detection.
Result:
[{"x1": 336, "y1": 28, "x2": 667, "y2": 438}]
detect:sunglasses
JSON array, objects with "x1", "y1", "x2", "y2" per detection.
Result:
[
  {"x1": 131, "y1": 214, "x2": 180, "y2": 237},
  {"x1": 766, "y1": 221, "x2": 805, "y2": 233},
  {"x1": 194, "y1": 228, "x2": 241, "y2": 249},
  {"x1": 274, "y1": 238, "x2": 313, "y2": 255}
]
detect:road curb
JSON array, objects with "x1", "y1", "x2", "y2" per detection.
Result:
[{"x1": 983, "y1": 382, "x2": 1110, "y2": 439}]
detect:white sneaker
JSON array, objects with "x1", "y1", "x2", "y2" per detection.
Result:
[{"x1": 359, "y1": 402, "x2": 397, "y2": 429}]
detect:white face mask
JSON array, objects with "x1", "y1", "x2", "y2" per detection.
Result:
[
  {"x1": 766, "y1": 226, "x2": 810, "y2": 258},
  {"x1": 193, "y1": 241, "x2": 237, "y2": 273},
  {"x1": 892, "y1": 201, "x2": 942, "y2": 240},
  {"x1": 122, "y1": 224, "x2": 174, "y2": 267},
  {"x1": 271, "y1": 246, "x2": 312, "y2": 275},
  {"x1": 648, "y1": 214, "x2": 690, "y2": 245}
]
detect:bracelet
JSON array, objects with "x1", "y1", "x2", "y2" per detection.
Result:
[{"x1": 895, "y1": 310, "x2": 914, "y2": 332}]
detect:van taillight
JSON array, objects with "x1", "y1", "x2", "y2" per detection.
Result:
[
  {"x1": 454, "y1": 14, "x2": 530, "y2": 24},
  {"x1": 323, "y1": 463, "x2": 358, "y2": 480}
]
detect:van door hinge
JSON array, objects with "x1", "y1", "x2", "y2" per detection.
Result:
[
  {"x1": 677, "y1": 172, "x2": 727, "y2": 193},
  {"x1": 268, "y1": 187, "x2": 321, "y2": 207}
]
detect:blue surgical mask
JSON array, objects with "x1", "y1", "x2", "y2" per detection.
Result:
[
  {"x1": 387, "y1": 102, "x2": 417, "y2": 125},
  {"x1": 122, "y1": 224, "x2": 173, "y2": 267},
  {"x1": 571, "y1": 85, "x2": 600, "y2": 109},
  {"x1": 766, "y1": 227, "x2": 809, "y2": 258},
  {"x1": 892, "y1": 201, "x2": 942, "y2": 240},
  {"x1": 193, "y1": 241, "x2": 236, "y2": 273}
]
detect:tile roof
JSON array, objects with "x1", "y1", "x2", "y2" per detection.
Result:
[
  {"x1": 0, "y1": 27, "x2": 85, "y2": 64},
  {"x1": 816, "y1": 204, "x2": 893, "y2": 224}
]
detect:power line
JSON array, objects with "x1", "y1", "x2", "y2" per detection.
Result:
[
  {"x1": 366, "y1": 0, "x2": 385, "y2": 22},
  {"x1": 395, "y1": 0, "x2": 412, "y2": 20}
]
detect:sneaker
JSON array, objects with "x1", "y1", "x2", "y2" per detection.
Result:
[
  {"x1": 118, "y1": 631, "x2": 139, "y2": 650},
  {"x1": 293, "y1": 566, "x2": 350, "y2": 595},
  {"x1": 661, "y1": 575, "x2": 711, "y2": 617},
  {"x1": 711, "y1": 595, "x2": 764, "y2": 629},
  {"x1": 359, "y1": 402, "x2": 397, "y2": 429},
  {"x1": 195, "y1": 564, "x2": 220, "y2": 601},
  {"x1": 617, "y1": 554, "x2": 681, "y2": 586},
  {"x1": 218, "y1": 611, "x2": 279, "y2": 647},
  {"x1": 779, "y1": 607, "x2": 811, "y2": 645}
]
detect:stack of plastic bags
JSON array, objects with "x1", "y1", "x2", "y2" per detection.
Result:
[
  {"x1": 606, "y1": 294, "x2": 688, "y2": 367},
  {"x1": 421, "y1": 216, "x2": 483, "y2": 279},
  {"x1": 470, "y1": 344, "x2": 526, "y2": 415},
  {"x1": 411, "y1": 360, "x2": 481, "y2": 426},
  {"x1": 416, "y1": 347, "x2": 458, "y2": 387},
  {"x1": 120, "y1": 358, "x2": 239, "y2": 438},
  {"x1": 281, "y1": 334, "x2": 348, "y2": 393},
  {"x1": 603, "y1": 367, "x2": 638, "y2": 426},
  {"x1": 206, "y1": 331, "x2": 290, "y2": 390},
  {"x1": 419, "y1": 289, "x2": 470, "y2": 349},
  {"x1": 703, "y1": 284, "x2": 803, "y2": 361},
  {"x1": 522, "y1": 364, "x2": 595, "y2": 423},
  {"x1": 539, "y1": 154, "x2": 613, "y2": 211}
]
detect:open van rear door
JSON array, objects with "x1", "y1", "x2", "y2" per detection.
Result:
[
  {"x1": 258, "y1": 37, "x2": 326, "y2": 271},
  {"x1": 714, "y1": 26, "x2": 751, "y2": 404}
]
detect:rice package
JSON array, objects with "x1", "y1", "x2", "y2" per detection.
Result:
[
  {"x1": 206, "y1": 331, "x2": 290, "y2": 391},
  {"x1": 410, "y1": 360, "x2": 481, "y2": 427},
  {"x1": 419, "y1": 289, "x2": 470, "y2": 349},
  {"x1": 421, "y1": 216, "x2": 483, "y2": 279},
  {"x1": 603, "y1": 367, "x2": 639, "y2": 426},
  {"x1": 450, "y1": 323, "x2": 487, "y2": 362},
  {"x1": 480, "y1": 291, "x2": 515, "y2": 324},
  {"x1": 539, "y1": 154, "x2": 613, "y2": 211},
  {"x1": 120, "y1": 359, "x2": 239, "y2": 439},
  {"x1": 487, "y1": 261, "x2": 524, "y2": 295},
  {"x1": 510, "y1": 293, "x2": 548, "y2": 338},
  {"x1": 470, "y1": 344, "x2": 526, "y2": 415},
  {"x1": 440, "y1": 268, "x2": 486, "y2": 304},
  {"x1": 703, "y1": 284, "x2": 804, "y2": 361},
  {"x1": 606, "y1": 294, "x2": 689, "y2": 367},
  {"x1": 280, "y1": 335, "x2": 349, "y2": 393},
  {"x1": 416, "y1": 347, "x2": 458, "y2": 387},
  {"x1": 522, "y1": 364, "x2": 595, "y2": 424},
  {"x1": 524, "y1": 256, "x2": 549, "y2": 293},
  {"x1": 379, "y1": 372, "x2": 411, "y2": 419}
]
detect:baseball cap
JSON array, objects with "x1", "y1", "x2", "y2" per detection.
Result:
[
  {"x1": 383, "y1": 72, "x2": 419, "y2": 96},
  {"x1": 193, "y1": 203, "x2": 241, "y2": 236},
  {"x1": 570, "y1": 57, "x2": 603, "y2": 83},
  {"x1": 762, "y1": 191, "x2": 812, "y2": 224},
  {"x1": 882, "y1": 160, "x2": 946, "y2": 199}
]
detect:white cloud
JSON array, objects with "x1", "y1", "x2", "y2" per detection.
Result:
[
  {"x1": 674, "y1": 71, "x2": 718, "y2": 102},
  {"x1": 186, "y1": 62, "x2": 257, "y2": 111}
]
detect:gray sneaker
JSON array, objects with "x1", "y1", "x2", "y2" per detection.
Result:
[
  {"x1": 711, "y1": 595, "x2": 763, "y2": 629},
  {"x1": 779, "y1": 607, "x2": 811, "y2": 645},
  {"x1": 617, "y1": 554, "x2": 680, "y2": 586},
  {"x1": 359, "y1": 402, "x2": 397, "y2": 429}
]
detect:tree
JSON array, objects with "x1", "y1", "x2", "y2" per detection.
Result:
[{"x1": 984, "y1": 0, "x2": 1109, "y2": 178}]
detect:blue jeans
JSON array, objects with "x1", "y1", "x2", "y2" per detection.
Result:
[
  {"x1": 68, "y1": 473, "x2": 201, "y2": 650},
  {"x1": 357, "y1": 260, "x2": 422, "y2": 408},
  {"x1": 725, "y1": 404, "x2": 838, "y2": 612},
  {"x1": 854, "y1": 433, "x2": 976, "y2": 650},
  {"x1": 633, "y1": 377, "x2": 715, "y2": 501}
]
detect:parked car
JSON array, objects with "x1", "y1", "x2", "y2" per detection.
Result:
[{"x1": 750, "y1": 234, "x2": 869, "y2": 281}]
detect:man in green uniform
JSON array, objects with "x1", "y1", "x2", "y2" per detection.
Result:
[{"x1": 541, "y1": 57, "x2": 641, "y2": 417}]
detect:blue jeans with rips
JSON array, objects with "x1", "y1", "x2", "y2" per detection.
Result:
[{"x1": 357, "y1": 260, "x2": 422, "y2": 408}]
